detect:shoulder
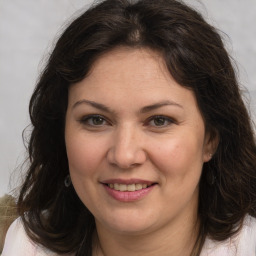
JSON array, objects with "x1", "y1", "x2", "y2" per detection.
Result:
[
  {"x1": 2, "y1": 218, "x2": 68, "y2": 256},
  {"x1": 236, "y1": 215, "x2": 256, "y2": 254},
  {"x1": 201, "y1": 215, "x2": 256, "y2": 256}
]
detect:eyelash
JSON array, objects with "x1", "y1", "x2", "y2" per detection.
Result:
[
  {"x1": 79, "y1": 114, "x2": 175, "y2": 128},
  {"x1": 79, "y1": 114, "x2": 110, "y2": 126},
  {"x1": 146, "y1": 115, "x2": 175, "y2": 127}
]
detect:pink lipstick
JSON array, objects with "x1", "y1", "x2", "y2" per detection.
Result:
[{"x1": 101, "y1": 179, "x2": 157, "y2": 202}]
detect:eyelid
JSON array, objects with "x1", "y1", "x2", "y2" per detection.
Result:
[
  {"x1": 79, "y1": 114, "x2": 111, "y2": 126},
  {"x1": 145, "y1": 115, "x2": 176, "y2": 127},
  {"x1": 78, "y1": 114, "x2": 176, "y2": 128}
]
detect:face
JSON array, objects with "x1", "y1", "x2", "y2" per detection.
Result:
[{"x1": 65, "y1": 47, "x2": 213, "y2": 236}]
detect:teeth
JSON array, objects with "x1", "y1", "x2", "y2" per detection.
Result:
[
  {"x1": 119, "y1": 184, "x2": 127, "y2": 191},
  {"x1": 127, "y1": 184, "x2": 135, "y2": 191},
  {"x1": 108, "y1": 183, "x2": 150, "y2": 191},
  {"x1": 135, "y1": 184, "x2": 142, "y2": 190}
]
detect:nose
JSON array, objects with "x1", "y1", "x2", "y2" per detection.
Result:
[{"x1": 107, "y1": 125, "x2": 147, "y2": 169}]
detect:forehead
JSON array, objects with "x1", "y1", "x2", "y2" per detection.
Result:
[
  {"x1": 87, "y1": 47, "x2": 170, "y2": 87},
  {"x1": 68, "y1": 47, "x2": 199, "y2": 113}
]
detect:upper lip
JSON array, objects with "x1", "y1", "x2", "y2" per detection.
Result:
[{"x1": 100, "y1": 179, "x2": 156, "y2": 186}]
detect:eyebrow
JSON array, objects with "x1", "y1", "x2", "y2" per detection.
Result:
[
  {"x1": 72, "y1": 99, "x2": 183, "y2": 113},
  {"x1": 140, "y1": 100, "x2": 183, "y2": 113},
  {"x1": 72, "y1": 99, "x2": 112, "y2": 113}
]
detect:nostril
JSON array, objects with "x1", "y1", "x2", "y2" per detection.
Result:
[{"x1": 107, "y1": 146, "x2": 147, "y2": 169}]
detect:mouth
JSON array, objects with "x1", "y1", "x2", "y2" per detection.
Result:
[
  {"x1": 100, "y1": 179, "x2": 157, "y2": 202},
  {"x1": 106, "y1": 183, "x2": 154, "y2": 192}
]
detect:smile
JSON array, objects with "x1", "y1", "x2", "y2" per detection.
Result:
[
  {"x1": 107, "y1": 183, "x2": 149, "y2": 191},
  {"x1": 101, "y1": 180, "x2": 157, "y2": 202}
]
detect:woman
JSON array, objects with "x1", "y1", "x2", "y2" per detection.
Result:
[{"x1": 2, "y1": 0, "x2": 256, "y2": 255}]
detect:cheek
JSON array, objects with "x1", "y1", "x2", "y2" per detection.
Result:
[
  {"x1": 65, "y1": 133, "x2": 105, "y2": 207},
  {"x1": 150, "y1": 134, "x2": 205, "y2": 177},
  {"x1": 65, "y1": 134, "x2": 105, "y2": 176}
]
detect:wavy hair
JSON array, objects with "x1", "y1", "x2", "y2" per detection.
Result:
[{"x1": 17, "y1": 0, "x2": 256, "y2": 255}]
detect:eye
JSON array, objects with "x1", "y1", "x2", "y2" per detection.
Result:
[
  {"x1": 79, "y1": 115, "x2": 109, "y2": 126},
  {"x1": 147, "y1": 115, "x2": 174, "y2": 127}
]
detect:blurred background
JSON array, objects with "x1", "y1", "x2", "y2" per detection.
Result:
[{"x1": 0, "y1": 0, "x2": 255, "y2": 196}]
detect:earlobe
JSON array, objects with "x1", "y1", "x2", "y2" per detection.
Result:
[
  {"x1": 204, "y1": 152, "x2": 213, "y2": 163},
  {"x1": 203, "y1": 130, "x2": 219, "y2": 162}
]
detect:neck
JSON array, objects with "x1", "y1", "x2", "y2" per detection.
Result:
[{"x1": 93, "y1": 212, "x2": 199, "y2": 256}]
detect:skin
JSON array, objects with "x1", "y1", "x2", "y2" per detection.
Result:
[{"x1": 65, "y1": 47, "x2": 215, "y2": 256}]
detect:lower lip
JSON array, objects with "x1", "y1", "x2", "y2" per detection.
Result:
[{"x1": 103, "y1": 184, "x2": 155, "y2": 202}]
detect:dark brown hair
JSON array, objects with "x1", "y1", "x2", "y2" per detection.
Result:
[{"x1": 18, "y1": 0, "x2": 256, "y2": 255}]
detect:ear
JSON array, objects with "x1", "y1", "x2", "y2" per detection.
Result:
[{"x1": 203, "y1": 129, "x2": 219, "y2": 163}]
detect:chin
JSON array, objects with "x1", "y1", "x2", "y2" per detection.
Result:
[{"x1": 96, "y1": 209, "x2": 158, "y2": 235}]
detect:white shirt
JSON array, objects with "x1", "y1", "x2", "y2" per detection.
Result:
[
  {"x1": 2, "y1": 215, "x2": 256, "y2": 256},
  {"x1": 201, "y1": 215, "x2": 256, "y2": 256},
  {"x1": 2, "y1": 218, "x2": 73, "y2": 256}
]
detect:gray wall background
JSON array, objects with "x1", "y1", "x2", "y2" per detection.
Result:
[{"x1": 0, "y1": 0, "x2": 256, "y2": 196}]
